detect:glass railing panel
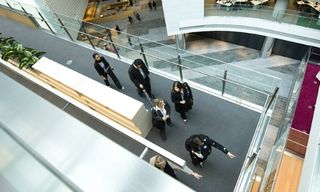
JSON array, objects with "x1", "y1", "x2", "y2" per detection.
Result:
[
  {"x1": 224, "y1": 79, "x2": 269, "y2": 106},
  {"x1": 183, "y1": 68, "x2": 224, "y2": 94},
  {"x1": 226, "y1": 64, "x2": 280, "y2": 93},
  {"x1": 117, "y1": 41, "x2": 142, "y2": 61},
  {"x1": 0, "y1": 128, "x2": 72, "y2": 192},
  {"x1": 4, "y1": 0, "x2": 21, "y2": 11},
  {"x1": 143, "y1": 54, "x2": 180, "y2": 78},
  {"x1": 139, "y1": 38, "x2": 178, "y2": 60},
  {"x1": 15, "y1": 1, "x2": 50, "y2": 30},
  {"x1": 205, "y1": 5, "x2": 320, "y2": 30}
]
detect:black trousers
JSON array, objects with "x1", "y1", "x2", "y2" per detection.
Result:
[
  {"x1": 103, "y1": 70, "x2": 122, "y2": 89},
  {"x1": 190, "y1": 153, "x2": 208, "y2": 166},
  {"x1": 137, "y1": 78, "x2": 152, "y2": 95},
  {"x1": 179, "y1": 111, "x2": 187, "y2": 120}
]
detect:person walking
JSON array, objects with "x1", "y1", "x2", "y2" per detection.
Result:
[
  {"x1": 128, "y1": 58, "x2": 155, "y2": 98},
  {"x1": 182, "y1": 82, "x2": 193, "y2": 111},
  {"x1": 93, "y1": 53, "x2": 124, "y2": 89},
  {"x1": 128, "y1": 16, "x2": 133, "y2": 24},
  {"x1": 152, "y1": 1, "x2": 157, "y2": 10},
  {"x1": 148, "y1": 1, "x2": 152, "y2": 11},
  {"x1": 149, "y1": 155, "x2": 202, "y2": 179},
  {"x1": 115, "y1": 25, "x2": 121, "y2": 34},
  {"x1": 185, "y1": 134, "x2": 236, "y2": 167},
  {"x1": 151, "y1": 98, "x2": 172, "y2": 141},
  {"x1": 171, "y1": 81, "x2": 188, "y2": 123},
  {"x1": 135, "y1": 12, "x2": 141, "y2": 22}
]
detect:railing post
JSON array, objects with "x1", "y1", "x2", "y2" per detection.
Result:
[
  {"x1": 4, "y1": 0, "x2": 13, "y2": 9},
  {"x1": 18, "y1": 3, "x2": 40, "y2": 28},
  {"x1": 264, "y1": 87, "x2": 279, "y2": 113},
  {"x1": 55, "y1": 14, "x2": 74, "y2": 41},
  {"x1": 222, "y1": 70, "x2": 227, "y2": 95},
  {"x1": 80, "y1": 25, "x2": 96, "y2": 50},
  {"x1": 36, "y1": 8, "x2": 56, "y2": 35},
  {"x1": 177, "y1": 55, "x2": 183, "y2": 81},
  {"x1": 108, "y1": 35, "x2": 120, "y2": 59},
  {"x1": 139, "y1": 147, "x2": 149, "y2": 159},
  {"x1": 139, "y1": 43, "x2": 149, "y2": 68}
]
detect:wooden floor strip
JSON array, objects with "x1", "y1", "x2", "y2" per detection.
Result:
[{"x1": 273, "y1": 151, "x2": 304, "y2": 192}]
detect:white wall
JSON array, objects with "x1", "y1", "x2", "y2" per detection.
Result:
[
  {"x1": 162, "y1": 0, "x2": 203, "y2": 36},
  {"x1": 161, "y1": 1, "x2": 320, "y2": 47}
]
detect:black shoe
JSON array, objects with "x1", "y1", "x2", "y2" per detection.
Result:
[
  {"x1": 168, "y1": 122, "x2": 173, "y2": 127},
  {"x1": 149, "y1": 93, "x2": 155, "y2": 99},
  {"x1": 138, "y1": 92, "x2": 144, "y2": 97}
]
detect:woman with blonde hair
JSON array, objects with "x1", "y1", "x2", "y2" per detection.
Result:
[
  {"x1": 149, "y1": 155, "x2": 202, "y2": 179},
  {"x1": 151, "y1": 98, "x2": 172, "y2": 141}
]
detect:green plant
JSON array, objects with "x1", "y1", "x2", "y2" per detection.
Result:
[{"x1": 0, "y1": 33, "x2": 46, "y2": 69}]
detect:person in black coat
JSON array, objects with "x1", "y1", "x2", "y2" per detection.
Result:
[
  {"x1": 185, "y1": 134, "x2": 236, "y2": 167},
  {"x1": 171, "y1": 81, "x2": 188, "y2": 123},
  {"x1": 115, "y1": 25, "x2": 120, "y2": 34},
  {"x1": 128, "y1": 58, "x2": 154, "y2": 98},
  {"x1": 148, "y1": 1, "x2": 152, "y2": 11},
  {"x1": 93, "y1": 53, "x2": 124, "y2": 89},
  {"x1": 128, "y1": 16, "x2": 133, "y2": 24},
  {"x1": 151, "y1": 98, "x2": 172, "y2": 140},
  {"x1": 152, "y1": 1, "x2": 157, "y2": 10},
  {"x1": 182, "y1": 82, "x2": 193, "y2": 111}
]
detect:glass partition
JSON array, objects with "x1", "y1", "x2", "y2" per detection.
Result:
[
  {"x1": 0, "y1": 127, "x2": 73, "y2": 192},
  {"x1": 28, "y1": 8, "x2": 278, "y2": 110},
  {"x1": 256, "y1": 49, "x2": 310, "y2": 191},
  {"x1": 205, "y1": 4, "x2": 320, "y2": 30}
]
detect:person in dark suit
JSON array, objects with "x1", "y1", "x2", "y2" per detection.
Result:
[
  {"x1": 151, "y1": 98, "x2": 172, "y2": 140},
  {"x1": 93, "y1": 53, "x2": 124, "y2": 89},
  {"x1": 115, "y1": 25, "x2": 121, "y2": 34},
  {"x1": 152, "y1": 1, "x2": 157, "y2": 10},
  {"x1": 128, "y1": 58, "x2": 154, "y2": 98},
  {"x1": 182, "y1": 82, "x2": 193, "y2": 111},
  {"x1": 148, "y1": 1, "x2": 152, "y2": 11},
  {"x1": 171, "y1": 81, "x2": 188, "y2": 123},
  {"x1": 185, "y1": 134, "x2": 236, "y2": 167}
]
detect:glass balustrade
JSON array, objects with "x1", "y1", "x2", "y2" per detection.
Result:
[
  {"x1": 205, "y1": 4, "x2": 320, "y2": 30},
  {"x1": 0, "y1": 127, "x2": 74, "y2": 192}
]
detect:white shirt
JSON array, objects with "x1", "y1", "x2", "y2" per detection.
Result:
[{"x1": 155, "y1": 106, "x2": 167, "y2": 117}]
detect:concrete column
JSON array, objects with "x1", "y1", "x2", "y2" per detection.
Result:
[
  {"x1": 272, "y1": 0, "x2": 289, "y2": 19},
  {"x1": 261, "y1": 36, "x2": 275, "y2": 58},
  {"x1": 175, "y1": 34, "x2": 186, "y2": 50}
]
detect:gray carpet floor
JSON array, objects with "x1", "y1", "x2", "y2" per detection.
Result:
[{"x1": 0, "y1": 16, "x2": 260, "y2": 192}]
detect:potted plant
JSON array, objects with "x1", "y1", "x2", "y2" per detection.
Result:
[{"x1": 0, "y1": 33, "x2": 45, "y2": 69}]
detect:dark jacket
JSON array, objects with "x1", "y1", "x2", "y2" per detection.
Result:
[
  {"x1": 94, "y1": 57, "x2": 110, "y2": 76},
  {"x1": 152, "y1": 101, "x2": 171, "y2": 129},
  {"x1": 182, "y1": 82, "x2": 193, "y2": 110},
  {"x1": 171, "y1": 90, "x2": 188, "y2": 113},
  {"x1": 128, "y1": 64, "x2": 149, "y2": 88},
  {"x1": 185, "y1": 134, "x2": 229, "y2": 160}
]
